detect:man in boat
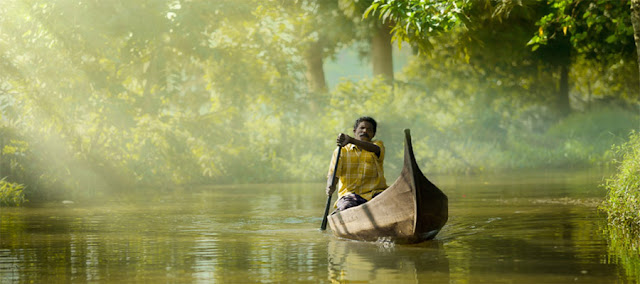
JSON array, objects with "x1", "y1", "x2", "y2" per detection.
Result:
[{"x1": 326, "y1": 116, "x2": 388, "y2": 211}]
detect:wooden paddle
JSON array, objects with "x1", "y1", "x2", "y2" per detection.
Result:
[{"x1": 320, "y1": 146, "x2": 341, "y2": 230}]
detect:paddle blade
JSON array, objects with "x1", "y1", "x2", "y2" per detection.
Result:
[{"x1": 320, "y1": 195, "x2": 332, "y2": 230}]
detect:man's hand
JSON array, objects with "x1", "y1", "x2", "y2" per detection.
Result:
[
  {"x1": 326, "y1": 176, "x2": 337, "y2": 196},
  {"x1": 336, "y1": 133, "x2": 352, "y2": 147},
  {"x1": 336, "y1": 132, "x2": 381, "y2": 157},
  {"x1": 326, "y1": 184, "x2": 336, "y2": 196}
]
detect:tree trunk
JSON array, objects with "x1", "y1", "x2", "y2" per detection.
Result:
[
  {"x1": 558, "y1": 64, "x2": 571, "y2": 116},
  {"x1": 304, "y1": 40, "x2": 327, "y2": 93},
  {"x1": 141, "y1": 50, "x2": 166, "y2": 115},
  {"x1": 631, "y1": 0, "x2": 640, "y2": 93},
  {"x1": 371, "y1": 23, "x2": 394, "y2": 82},
  {"x1": 0, "y1": 132, "x2": 6, "y2": 178}
]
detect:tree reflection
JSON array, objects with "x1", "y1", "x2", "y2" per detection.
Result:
[{"x1": 602, "y1": 224, "x2": 640, "y2": 283}]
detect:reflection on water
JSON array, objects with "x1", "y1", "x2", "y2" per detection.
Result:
[
  {"x1": 0, "y1": 172, "x2": 638, "y2": 283},
  {"x1": 328, "y1": 239, "x2": 449, "y2": 283},
  {"x1": 601, "y1": 224, "x2": 640, "y2": 283}
]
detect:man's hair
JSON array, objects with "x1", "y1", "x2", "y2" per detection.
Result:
[{"x1": 353, "y1": 116, "x2": 377, "y2": 133}]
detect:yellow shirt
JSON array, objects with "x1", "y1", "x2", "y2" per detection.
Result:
[{"x1": 327, "y1": 140, "x2": 388, "y2": 202}]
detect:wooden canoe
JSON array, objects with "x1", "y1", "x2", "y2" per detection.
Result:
[{"x1": 328, "y1": 129, "x2": 448, "y2": 244}]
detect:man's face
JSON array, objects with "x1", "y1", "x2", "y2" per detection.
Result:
[{"x1": 353, "y1": 121, "x2": 375, "y2": 142}]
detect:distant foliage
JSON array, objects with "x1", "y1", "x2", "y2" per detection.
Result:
[
  {"x1": 0, "y1": 178, "x2": 26, "y2": 206},
  {"x1": 0, "y1": 0, "x2": 638, "y2": 203},
  {"x1": 601, "y1": 131, "x2": 640, "y2": 234},
  {"x1": 546, "y1": 107, "x2": 638, "y2": 154}
]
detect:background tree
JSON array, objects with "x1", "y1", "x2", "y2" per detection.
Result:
[
  {"x1": 633, "y1": 0, "x2": 640, "y2": 91},
  {"x1": 340, "y1": 0, "x2": 395, "y2": 82},
  {"x1": 530, "y1": 0, "x2": 639, "y2": 108},
  {"x1": 295, "y1": 1, "x2": 357, "y2": 94}
]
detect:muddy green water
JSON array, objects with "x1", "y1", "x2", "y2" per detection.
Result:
[{"x1": 0, "y1": 170, "x2": 636, "y2": 283}]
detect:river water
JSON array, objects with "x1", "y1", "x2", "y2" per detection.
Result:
[{"x1": 0, "y1": 170, "x2": 636, "y2": 283}]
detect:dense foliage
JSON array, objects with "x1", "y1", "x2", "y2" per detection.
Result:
[
  {"x1": 601, "y1": 131, "x2": 640, "y2": 234},
  {"x1": 0, "y1": 178, "x2": 26, "y2": 206},
  {"x1": 0, "y1": 0, "x2": 638, "y2": 206},
  {"x1": 601, "y1": 131, "x2": 640, "y2": 282}
]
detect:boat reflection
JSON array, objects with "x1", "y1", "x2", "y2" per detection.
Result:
[{"x1": 327, "y1": 239, "x2": 449, "y2": 283}]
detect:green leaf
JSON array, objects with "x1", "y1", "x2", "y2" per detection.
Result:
[{"x1": 363, "y1": 3, "x2": 380, "y2": 19}]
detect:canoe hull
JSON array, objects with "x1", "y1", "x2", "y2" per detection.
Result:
[{"x1": 328, "y1": 129, "x2": 448, "y2": 244}]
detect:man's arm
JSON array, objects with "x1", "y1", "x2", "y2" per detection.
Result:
[{"x1": 337, "y1": 133, "x2": 381, "y2": 157}]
